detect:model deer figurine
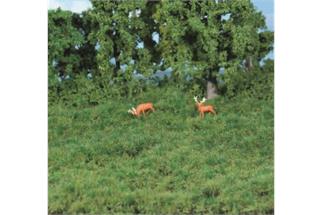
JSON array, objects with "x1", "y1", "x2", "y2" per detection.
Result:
[
  {"x1": 194, "y1": 96, "x2": 216, "y2": 118},
  {"x1": 128, "y1": 102, "x2": 155, "y2": 117}
]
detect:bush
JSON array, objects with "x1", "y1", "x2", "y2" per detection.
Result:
[{"x1": 219, "y1": 60, "x2": 274, "y2": 100}]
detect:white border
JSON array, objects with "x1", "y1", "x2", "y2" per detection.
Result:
[
  {"x1": 1, "y1": 0, "x2": 322, "y2": 214},
  {"x1": 275, "y1": 0, "x2": 322, "y2": 214},
  {"x1": 0, "y1": 0, "x2": 47, "y2": 214}
]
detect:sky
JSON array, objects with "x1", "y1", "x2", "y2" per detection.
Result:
[{"x1": 48, "y1": 0, "x2": 92, "y2": 13}]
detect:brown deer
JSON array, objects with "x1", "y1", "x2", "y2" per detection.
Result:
[
  {"x1": 128, "y1": 102, "x2": 155, "y2": 117},
  {"x1": 194, "y1": 96, "x2": 216, "y2": 118}
]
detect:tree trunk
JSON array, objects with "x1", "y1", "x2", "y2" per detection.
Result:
[
  {"x1": 113, "y1": 42, "x2": 120, "y2": 77},
  {"x1": 205, "y1": 69, "x2": 219, "y2": 99},
  {"x1": 245, "y1": 56, "x2": 253, "y2": 71},
  {"x1": 206, "y1": 80, "x2": 219, "y2": 99}
]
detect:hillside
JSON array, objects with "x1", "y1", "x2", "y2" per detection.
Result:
[{"x1": 48, "y1": 87, "x2": 274, "y2": 214}]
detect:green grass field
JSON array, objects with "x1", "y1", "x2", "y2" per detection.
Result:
[{"x1": 48, "y1": 87, "x2": 274, "y2": 214}]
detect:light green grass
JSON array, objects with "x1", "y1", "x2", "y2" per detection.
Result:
[{"x1": 49, "y1": 87, "x2": 274, "y2": 214}]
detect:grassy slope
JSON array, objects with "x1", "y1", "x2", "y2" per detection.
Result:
[{"x1": 48, "y1": 87, "x2": 274, "y2": 214}]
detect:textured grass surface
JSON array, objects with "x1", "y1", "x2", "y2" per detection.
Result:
[{"x1": 48, "y1": 87, "x2": 274, "y2": 214}]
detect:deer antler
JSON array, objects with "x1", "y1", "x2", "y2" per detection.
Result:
[
  {"x1": 201, "y1": 97, "x2": 206, "y2": 104},
  {"x1": 194, "y1": 96, "x2": 199, "y2": 103},
  {"x1": 132, "y1": 107, "x2": 137, "y2": 114}
]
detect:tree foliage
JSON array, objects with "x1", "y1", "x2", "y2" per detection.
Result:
[
  {"x1": 48, "y1": 0, "x2": 274, "y2": 104},
  {"x1": 48, "y1": 9, "x2": 83, "y2": 78}
]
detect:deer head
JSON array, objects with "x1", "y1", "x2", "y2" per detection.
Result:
[
  {"x1": 128, "y1": 107, "x2": 137, "y2": 116},
  {"x1": 194, "y1": 96, "x2": 207, "y2": 104},
  {"x1": 194, "y1": 96, "x2": 208, "y2": 109},
  {"x1": 128, "y1": 109, "x2": 134, "y2": 115}
]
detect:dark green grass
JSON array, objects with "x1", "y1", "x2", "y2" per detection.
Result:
[{"x1": 48, "y1": 87, "x2": 274, "y2": 214}]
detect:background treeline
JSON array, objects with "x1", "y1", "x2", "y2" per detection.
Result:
[{"x1": 48, "y1": 0, "x2": 274, "y2": 106}]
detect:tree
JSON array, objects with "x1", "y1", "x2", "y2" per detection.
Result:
[
  {"x1": 154, "y1": 0, "x2": 273, "y2": 98},
  {"x1": 73, "y1": 10, "x2": 98, "y2": 76},
  {"x1": 48, "y1": 8, "x2": 84, "y2": 79},
  {"x1": 48, "y1": 0, "x2": 274, "y2": 100},
  {"x1": 89, "y1": 1, "x2": 151, "y2": 78}
]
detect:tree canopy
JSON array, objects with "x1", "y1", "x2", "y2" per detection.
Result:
[{"x1": 48, "y1": 0, "x2": 273, "y2": 101}]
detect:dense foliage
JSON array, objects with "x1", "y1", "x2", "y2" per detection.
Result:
[
  {"x1": 49, "y1": 87, "x2": 273, "y2": 214},
  {"x1": 48, "y1": 0, "x2": 273, "y2": 104}
]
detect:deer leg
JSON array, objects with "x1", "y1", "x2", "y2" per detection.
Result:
[
  {"x1": 151, "y1": 107, "x2": 155, "y2": 112},
  {"x1": 200, "y1": 112, "x2": 204, "y2": 118}
]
